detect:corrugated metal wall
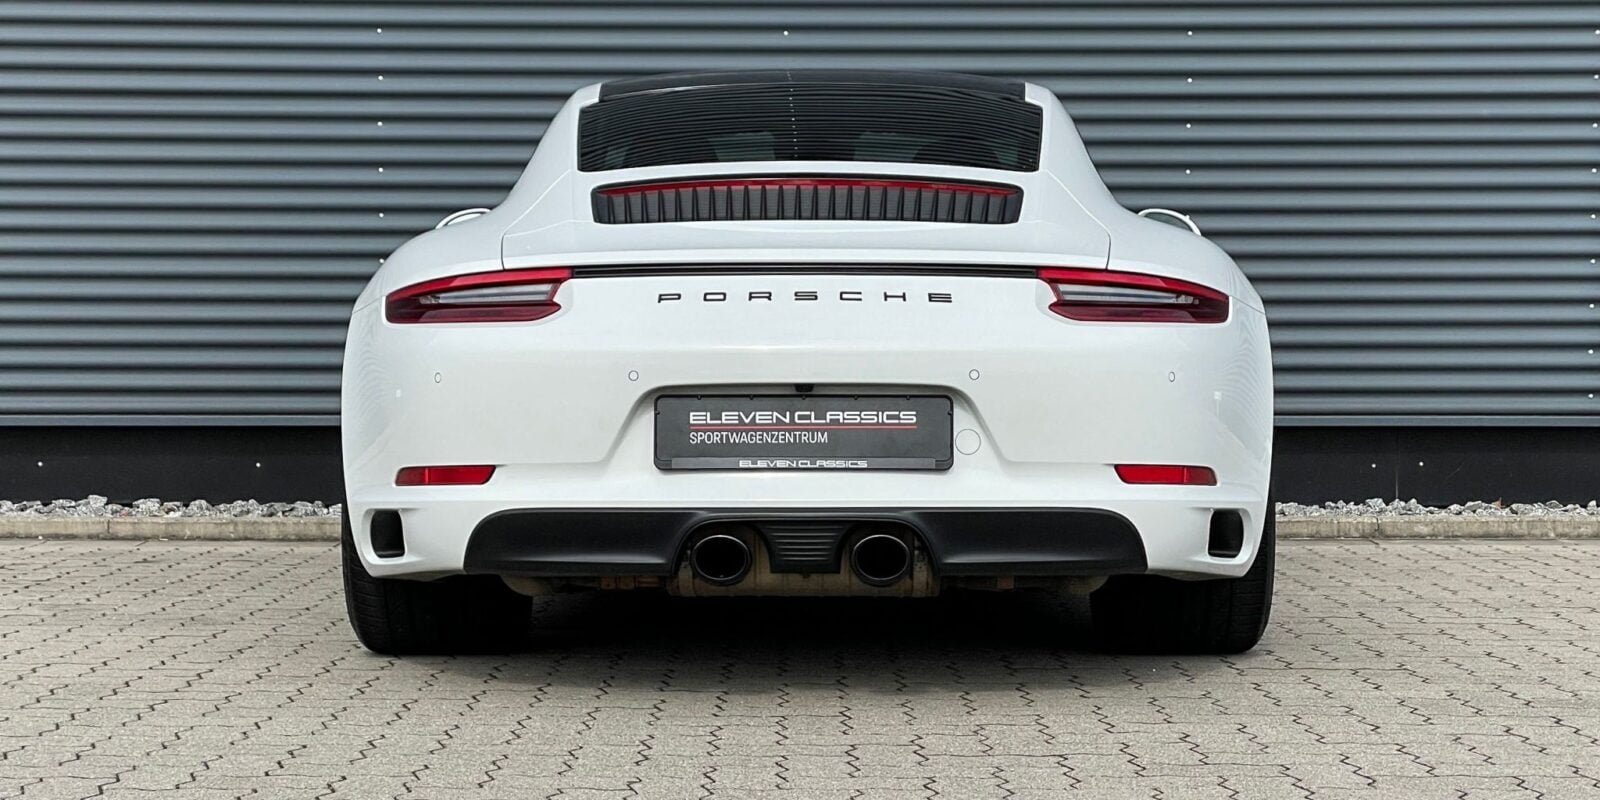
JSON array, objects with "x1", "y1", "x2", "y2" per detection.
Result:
[{"x1": 1, "y1": 1, "x2": 1596, "y2": 425}]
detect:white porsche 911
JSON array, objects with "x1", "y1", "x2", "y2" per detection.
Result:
[{"x1": 341, "y1": 71, "x2": 1274, "y2": 655}]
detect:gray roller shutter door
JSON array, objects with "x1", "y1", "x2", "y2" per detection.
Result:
[{"x1": 0, "y1": 1, "x2": 1595, "y2": 425}]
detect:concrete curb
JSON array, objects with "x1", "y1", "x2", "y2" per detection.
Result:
[
  {"x1": 0, "y1": 516, "x2": 340, "y2": 541},
  {"x1": 1, "y1": 515, "x2": 1598, "y2": 542},
  {"x1": 1276, "y1": 516, "x2": 1600, "y2": 540}
]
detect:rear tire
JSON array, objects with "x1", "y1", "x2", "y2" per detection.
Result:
[
  {"x1": 341, "y1": 505, "x2": 531, "y2": 655},
  {"x1": 1091, "y1": 507, "x2": 1275, "y2": 654}
]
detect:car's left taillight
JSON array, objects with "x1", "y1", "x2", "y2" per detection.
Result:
[
  {"x1": 395, "y1": 465, "x2": 496, "y2": 486},
  {"x1": 1039, "y1": 267, "x2": 1228, "y2": 324},
  {"x1": 385, "y1": 267, "x2": 571, "y2": 324}
]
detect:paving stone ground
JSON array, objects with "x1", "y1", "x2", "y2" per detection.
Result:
[{"x1": 0, "y1": 540, "x2": 1598, "y2": 799}]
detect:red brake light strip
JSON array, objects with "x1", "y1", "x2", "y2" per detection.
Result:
[
  {"x1": 1115, "y1": 464, "x2": 1218, "y2": 486},
  {"x1": 395, "y1": 465, "x2": 497, "y2": 486}
]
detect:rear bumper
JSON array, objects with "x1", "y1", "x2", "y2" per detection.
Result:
[
  {"x1": 342, "y1": 271, "x2": 1274, "y2": 582},
  {"x1": 463, "y1": 507, "x2": 1146, "y2": 577},
  {"x1": 349, "y1": 489, "x2": 1267, "y2": 580}
]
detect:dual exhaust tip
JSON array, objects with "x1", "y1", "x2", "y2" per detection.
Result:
[
  {"x1": 848, "y1": 533, "x2": 913, "y2": 587},
  {"x1": 687, "y1": 528, "x2": 913, "y2": 587},
  {"x1": 686, "y1": 534, "x2": 753, "y2": 586}
]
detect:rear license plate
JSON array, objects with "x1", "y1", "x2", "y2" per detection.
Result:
[{"x1": 655, "y1": 395, "x2": 953, "y2": 470}]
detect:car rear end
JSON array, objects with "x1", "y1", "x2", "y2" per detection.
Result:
[{"x1": 340, "y1": 71, "x2": 1274, "y2": 655}]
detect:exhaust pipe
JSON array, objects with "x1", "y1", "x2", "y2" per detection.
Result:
[
  {"x1": 851, "y1": 533, "x2": 912, "y2": 587},
  {"x1": 689, "y1": 533, "x2": 752, "y2": 586}
]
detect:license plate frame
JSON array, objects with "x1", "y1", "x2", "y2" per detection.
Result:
[{"x1": 654, "y1": 395, "x2": 954, "y2": 471}]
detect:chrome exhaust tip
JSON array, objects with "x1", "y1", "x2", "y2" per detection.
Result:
[
  {"x1": 688, "y1": 533, "x2": 752, "y2": 586},
  {"x1": 850, "y1": 533, "x2": 912, "y2": 587}
]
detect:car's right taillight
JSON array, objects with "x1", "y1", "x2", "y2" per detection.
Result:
[
  {"x1": 1038, "y1": 267, "x2": 1228, "y2": 324},
  {"x1": 386, "y1": 267, "x2": 570, "y2": 324}
]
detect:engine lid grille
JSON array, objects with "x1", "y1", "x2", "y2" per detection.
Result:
[{"x1": 592, "y1": 176, "x2": 1022, "y2": 225}]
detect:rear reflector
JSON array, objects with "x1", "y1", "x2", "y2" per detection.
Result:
[
  {"x1": 592, "y1": 177, "x2": 1023, "y2": 224},
  {"x1": 395, "y1": 465, "x2": 496, "y2": 486},
  {"x1": 1039, "y1": 267, "x2": 1228, "y2": 323},
  {"x1": 1114, "y1": 464, "x2": 1218, "y2": 486},
  {"x1": 386, "y1": 268, "x2": 570, "y2": 324}
]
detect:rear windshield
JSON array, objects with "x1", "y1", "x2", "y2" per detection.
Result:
[{"x1": 578, "y1": 82, "x2": 1043, "y2": 173}]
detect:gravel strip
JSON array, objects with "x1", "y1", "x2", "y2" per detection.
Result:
[
  {"x1": 1278, "y1": 498, "x2": 1600, "y2": 517},
  {"x1": 0, "y1": 496, "x2": 339, "y2": 518},
  {"x1": 4, "y1": 496, "x2": 1598, "y2": 520}
]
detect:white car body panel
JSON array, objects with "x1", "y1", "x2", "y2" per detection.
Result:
[{"x1": 342, "y1": 74, "x2": 1272, "y2": 586}]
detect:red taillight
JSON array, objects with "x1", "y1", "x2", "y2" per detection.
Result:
[
  {"x1": 1115, "y1": 464, "x2": 1218, "y2": 486},
  {"x1": 385, "y1": 268, "x2": 571, "y2": 324},
  {"x1": 1039, "y1": 268, "x2": 1228, "y2": 323},
  {"x1": 395, "y1": 465, "x2": 496, "y2": 486}
]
